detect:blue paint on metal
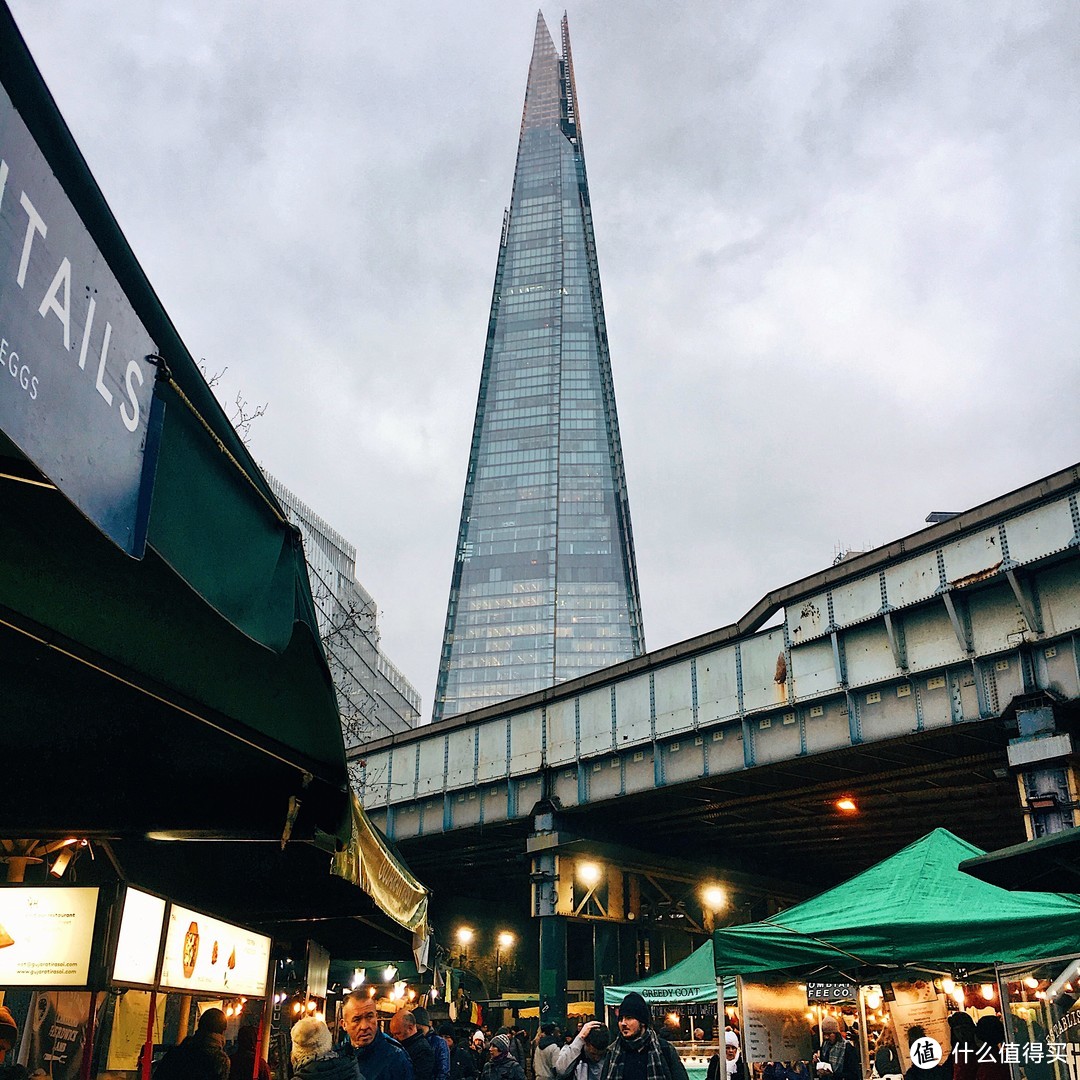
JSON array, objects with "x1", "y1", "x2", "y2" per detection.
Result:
[{"x1": 691, "y1": 657, "x2": 699, "y2": 726}]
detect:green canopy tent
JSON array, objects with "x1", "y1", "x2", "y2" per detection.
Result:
[
  {"x1": 605, "y1": 940, "x2": 735, "y2": 1006},
  {"x1": 712, "y1": 829, "x2": 1080, "y2": 980}
]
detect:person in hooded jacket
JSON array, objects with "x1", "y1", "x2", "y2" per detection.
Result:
[
  {"x1": 535, "y1": 1026, "x2": 562, "y2": 1080},
  {"x1": 291, "y1": 1017, "x2": 362, "y2": 1080},
  {"x1": 600, "y1": 992, "x2": 688, "y2": 1080},
  {"x1": 485, "y1": 1035, "x2": 527, "y2": 1080}
]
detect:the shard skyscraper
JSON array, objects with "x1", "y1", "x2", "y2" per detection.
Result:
[{"x1": 433, "y1": 12, "x2": 644, "y2": 723}]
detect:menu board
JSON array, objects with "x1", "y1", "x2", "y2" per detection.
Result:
[
  {"x1": 159, "y1": 903, "x2": 270, "y2": 997},
  {"x1": 0, "y1": 887, "x2": 98, "y2": 986},
  {"x1": 112, "y1": 888, "x2": 167, "y2": 985},
  {"x1": 741, "y1": 978, "x2": 816, "y2": 1066}
]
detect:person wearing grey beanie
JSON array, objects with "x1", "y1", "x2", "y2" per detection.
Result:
[{"x1": 291, "y1": 1017, "x2": 362, "y2": 1079}]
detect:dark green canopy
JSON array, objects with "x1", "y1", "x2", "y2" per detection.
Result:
[
  {"x1": 0, "y1": 3, "x2": 349, "y2": 850},
  {"x1": 713, "y1": 829, "x2": 1080, "y2": 979}
]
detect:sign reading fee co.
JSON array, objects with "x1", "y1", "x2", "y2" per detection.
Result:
[{"x1": 0, "y1": 81, "x2": 158, "y2": 556}]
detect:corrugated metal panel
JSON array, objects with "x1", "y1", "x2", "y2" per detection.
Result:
[
  {"x1": 389, "y1": 744, "x2": 418, "y2": 804},
  {"x1": 614, "y1": 672, "x2": 652, "y2": 747},
  {"x1": 741, "y1": 629, "x2": 788, "y2": 713},
  {"x1": 843, "y1": 622, "x2": 898, "y2": 688},
  {"x1": 654, "y1": 661, "x2": 695, "y2": 738},
  {"x1": 1006, "y1": 500, "x2": 1077, "y2": 565},
  {"x1": 476, "y1": 718, "x2": 509, "y2": 782},
  {"x1": 580, "y1": 685, "x2": 615, "y2": 757},
  {"x1": 941, "y1": 528, "x2": 1004, "y2": 584},
  {"x1": 508, "y1": 708, "x2": 544, "y2": 775},
  {"x1": 696, "y1": 644, "x2": 740, "y2": 722},
  {"x1": 446, "y1": 728, "x2": 475, "y2": 789},
  {"x1": 416, "y1": 737, "x2": 446, "y2": 797},
  {"x1": 830, "y1": 574, "x2": 885, "y2": 629},
  {"x1": 545, "y1": 698, "x2": 578, "y2": 767},
  {"x1": 883, "y1": 551, "x2": 941, "y2": 611},
  {"x1": 790, "y1": 638, "x2": 839, "y2": 700},
  {"x1": 904, "y1": 604, "x2": 966, "y2": 671}
]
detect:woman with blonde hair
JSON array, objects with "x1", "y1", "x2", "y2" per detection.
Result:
[{"x1": 291, "y1": 1017, "x2": 362, "y2": 1079}]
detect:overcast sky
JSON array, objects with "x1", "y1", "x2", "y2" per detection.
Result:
[{"x1": 9, "y1": 1, "x2": 1079, "y2": 721}]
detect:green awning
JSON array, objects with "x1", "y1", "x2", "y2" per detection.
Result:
[
  {"x1": 712, "y1": 829, "x2": 1080, "y2": 979},
  {"x1": 605, "y1": 940, "x2": 734, "y2": 1005},
  {"x1": 0, "y1": 4, "x2": 349, "y2": 846}
]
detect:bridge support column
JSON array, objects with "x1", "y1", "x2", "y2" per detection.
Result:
[
  {"x1": 1007, "y1": 694, "x2": 1079, "y2": 838},
  {"x1": 531, "y1": 803, "x2": 567, "y2": 1027},
  {"x1": 539, "y1": 915, "x2": 567, "y2": 1027},
  {"x1": 592, "y1": 921, "x2": 618, "y2": 1020}
]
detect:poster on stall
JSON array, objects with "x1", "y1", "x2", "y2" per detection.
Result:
[
  {"x1": 159, "y1": 903, "x2": 271, "y2": 997},
  {"x1": 17, "y1": 990, "x2": 103, "y2": 1080},
  {"x1": 0, "y1": 887, "x2": 98, "y2": 985},
  {"x1": 105, "y1": 990, "x2": 163, "y2": 1072},
  {"x1": 740, "y1": 979, "x2": 815, "y2": 1067},
  {"x1": 888, "y1": 980, "x2": 950, "y2": 1069}
]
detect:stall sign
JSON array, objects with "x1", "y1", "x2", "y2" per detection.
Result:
[
  {"x1": 307, "y1": 940, "x2": 330, "y2": 1000},
  {"x1": 111, "y1": 887, "x2": 167, "y2": 985},
  {"x1": 0, "y1": 83, "x2": 160, "y2": 556},
  {"x1": 740, "y1": 978, "x2": 815, "y2": 1066},
  {"x1": 159, "y1": 903, "x2": 270, "y2": 997},
  {"x1": 807, "y1": 981, "x2": 856, "y2": 1003},
  {"x1": 0, "y1": 887, "x2": 98, "y2": 986}
]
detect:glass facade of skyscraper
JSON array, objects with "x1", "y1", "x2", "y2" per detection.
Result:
[{"x1": 433, "y1": 13, "x2": 644, "y2": 723}]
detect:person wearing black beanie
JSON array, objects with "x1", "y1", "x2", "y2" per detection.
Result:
[{"x1": 600, "y1": 994, "x2": 687, "y2": 1080}]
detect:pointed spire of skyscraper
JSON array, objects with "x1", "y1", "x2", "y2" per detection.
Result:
[
  {"x1": 521, "y1": 12, "x2": 561, "y2": 135},
  {"x1": 434, "y1": 14, "x2": 644, "y2": 722}
]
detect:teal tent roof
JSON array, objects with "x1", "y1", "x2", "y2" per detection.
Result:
[
  {"x1": 712, "y1": 829, "x2": 1080, "y2": 979},
  {"x1": 605, "y1": 940, "x2": 734, "y2": 1005}
]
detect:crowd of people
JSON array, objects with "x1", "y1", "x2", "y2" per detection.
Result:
[
  {"x1": 3, "y1": 987, "x2": 1010, "y2": 1080},
  {"x1": 272, "y1": 990, "x2": 692, "y2": 1080}
]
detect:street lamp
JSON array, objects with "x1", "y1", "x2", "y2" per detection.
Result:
[
  {"x1": 577, "y1": 861, "x2": 602, "y2": 888},
  {"x1": 701, "y1": 884, "x2": 727, "y2": 933},
  {"x1": 495, "y1": 931, "x2": 515, "y2": 996},
  {"x1": 455, "y1": 926, "x2": 474, "y2": 966}
]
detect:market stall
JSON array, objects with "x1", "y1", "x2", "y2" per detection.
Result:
[
  {"x1": 712, "y1": 829, "x2": 1080, "y2": 1080},
  {"x1": 604, "y1": 940, "x2": 736, "y2": 1034}
]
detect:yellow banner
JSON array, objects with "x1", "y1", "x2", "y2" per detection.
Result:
[{"x1": 333, "y1": 793, "x2": 429, "y2": 937}]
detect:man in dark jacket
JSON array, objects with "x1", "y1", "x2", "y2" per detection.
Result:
[
  {"x1": 600, "y1": 993, "x2": 688, "y2": 1080},
  {"x1": 341, "y1": 992, "x2": 414, "y2": 1080},
  {"x1": 441, "y1": 1024, "x2": 479, "y2": 1080},
  {"x1": 154, "y1": 1008, "x2": 230, "y2": 1080},
  {"x1": 392, "y1": 1010, "x2": 436, "y2": 1080},
  {"x1": 416, "y1": 1009, "x2": 451, "y2": 1080}
]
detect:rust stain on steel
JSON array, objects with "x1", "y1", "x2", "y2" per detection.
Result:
[{"x1": 949, "y1": 561, "x2": 1003, "y2": 589}]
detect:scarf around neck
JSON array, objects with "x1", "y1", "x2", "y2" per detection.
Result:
[{"x1": 607, "y1": 1029, "x2": 668, "y2": 1080}]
